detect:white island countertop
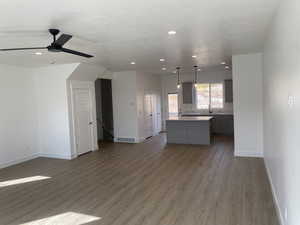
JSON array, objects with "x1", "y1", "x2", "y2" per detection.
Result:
[{"x1": 167, "y1": 116, "x2": 214, "y2": 121}]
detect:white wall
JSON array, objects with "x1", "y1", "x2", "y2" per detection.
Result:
[
  {"x1": 0, "y1": 62, "x2": 114, "y2": 167},
  {"x1": 161, "y1": 69, "x2": 233, "y2": 129},
  {"x1": 112, "y1": 71, "x2": 139, "y2": 142},
  {"x1": 0, "y1": 65, "x2": 39, "y2": 168},
  {"x1": 232, "y1": 53, "x2": 264, "y2": 157},
  {"x1": 263, "y1": 1, "x2": 300, "y2": 224},
  {"x1": 112, "y1": 71, "x2": 162, "y2": 142},
  {"x1": 136, "y1": 72, "x2": 162, "y2": 141},
  {"x1": 68, "y1": 63, "x2": 112, "y2": 81},
  {"x1": 34, "y1": 63, "x2": 79, "y2": 159}
]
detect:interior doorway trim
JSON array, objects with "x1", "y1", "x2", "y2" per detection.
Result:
[{"x1": 69, "y1": 80, "x2": 98, "y2": 158}]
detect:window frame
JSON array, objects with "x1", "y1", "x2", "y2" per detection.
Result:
[
  {"x1": 167, "y1": 92, "x2": 179, "y2": 117},
  {"x1": 195, "y1": 82, "x2": 224, "y2": 110}
]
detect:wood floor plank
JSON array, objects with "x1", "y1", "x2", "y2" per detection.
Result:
[{"x1": 0, "y1": 135, "x2": 279, "y2": 225}]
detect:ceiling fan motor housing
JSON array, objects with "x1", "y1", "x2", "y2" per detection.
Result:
[
  {"x1": 49, "y1": 29, "x2": 60, "y2": 37},
  {"x1": 48, "y1": 29, "x2": 63, "y2": 52}
]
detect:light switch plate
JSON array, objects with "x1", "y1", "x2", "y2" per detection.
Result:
[{"x1": 288, "y1": 95, "x2": 295, "y2": 108}]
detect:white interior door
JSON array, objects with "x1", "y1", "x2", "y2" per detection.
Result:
[
  {"x1": 74, "y1": 88, "x2": 94, "y2": 155},
  {"x1": 151, "y1": 95, "x2": 161, "y2": 135},
  {"x1": 144, "y1": 94, "x2": 154, "y2": 138},
  {"x1": 155, "y1": 95, "x2": 162, "y2": 134}
]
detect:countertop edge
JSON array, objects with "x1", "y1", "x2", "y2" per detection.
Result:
[{"x1": 166, "y1": 116, "x2": 214, "y2": 121}]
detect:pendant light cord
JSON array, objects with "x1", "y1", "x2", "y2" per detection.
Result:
[
  {"x1": 176, "y1": 67, "x2": 180, "y2": 85},
  {"x1": 194, "y1": 65, "x2": 198, "y2": 85}
]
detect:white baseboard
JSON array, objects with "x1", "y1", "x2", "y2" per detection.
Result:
[
  {"x1": 0, "y1": 152, "x2": 80, "y2": 170},
  {"x1": 234, "y1": 151, "x2": 263, "y2": 158},
  {"x1": 0, "y1": 154, "x2": 39, "y2": 169},
  {"x1": 264, "y1": 161, "x2": 285, "y2": 225},
  {"x1": 0, "y1": 151, "x2": 94, "y2": 169},
  {"x1": 38, "y1": 153, "x2": 74, "y2": 160}
]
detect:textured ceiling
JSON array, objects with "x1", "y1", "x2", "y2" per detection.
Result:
[{"x1": 0, "y1": 0, "x2": 280, "y2": 74}]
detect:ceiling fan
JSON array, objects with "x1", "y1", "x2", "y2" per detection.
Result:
[{"x1": 0, "y1": 29, "x2": 93, "y2": 58}]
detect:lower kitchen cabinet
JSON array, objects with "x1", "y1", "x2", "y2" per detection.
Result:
[{"x1": 211, "y1": 115, "x2": 234, "y2": 135}]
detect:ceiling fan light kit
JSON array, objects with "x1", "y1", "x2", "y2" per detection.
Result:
[{"x1": 0, "y1": 29, "x2": 94, "y2": 58}]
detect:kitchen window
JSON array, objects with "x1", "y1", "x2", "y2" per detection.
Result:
[{"x1": 195, "y1": 83, "x2": 224, "y2": 110}]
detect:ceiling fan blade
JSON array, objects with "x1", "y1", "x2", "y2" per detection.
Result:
[
  {"x1": 54, "y1": 34, "x2": 72, "y2": 46},
  {"x1": 0, "y1": 47, "x2": 46, "y2": 51},
  {"x1": 61, "y1": 48, "x2": 93, "y2": 58}
]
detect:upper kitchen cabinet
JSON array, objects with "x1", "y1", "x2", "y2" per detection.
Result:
[
  {"x1": 182, "y1": 82, "x2": 193, "y2": 104},
  {"x1": 224, "y1": 79, "x2": 233, "y2": 103}
]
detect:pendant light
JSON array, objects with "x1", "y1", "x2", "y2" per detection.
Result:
[
  {"x1": 176, "y1": 67, "x2": 181, "y2": 89},
  {"x1": 194, "y1": 65, "x2": 198, "y2": 87}
]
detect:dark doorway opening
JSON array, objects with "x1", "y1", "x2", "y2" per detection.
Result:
[{"x1": 95, "y1": 79, "x2": 114, "y2": 143}]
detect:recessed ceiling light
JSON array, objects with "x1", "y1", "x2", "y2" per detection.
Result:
[
  {"x1": 35, "y1": 52, "x2": 42, "y2": 55},
  {"x1": 173, "y1": 70, "x2": 177, "y2": 74},
  {"x1": 168, "y1": 30, "x2": 176, "y2": 35},
  {"x1": 131, "y1": 61, "x2": 136, "y2": 65},
  {"x1": 162, "y1": 67, "x2": 167, "y2": 70},
  {"x1": 221, "y1": 62, "x2": 226, "y2": 65},
  {"x1": 198, "y1": 68, "x2": 202, "y2": 71},
  {"x1": 192, "y1": 55, "x2": 197, "y2": 58},
  {"x1": 160, "y1": 58, "x2": 165, "y2": 62},
  {"x1": 225, "y1": 66, "x2": 230, "y2": 69}
]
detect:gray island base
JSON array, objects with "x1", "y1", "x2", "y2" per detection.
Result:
[{"x1": 166, "y1": 116, "x2": 213, "y2": 145}]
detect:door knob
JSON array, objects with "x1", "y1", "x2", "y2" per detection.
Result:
[{"x1": 89, "y1": 122, "x2": 93, "y2": 125}]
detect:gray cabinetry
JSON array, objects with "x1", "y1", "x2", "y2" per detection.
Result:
[
  {"x1": 181, "y1": 114, "x2": 234, "y2": 136},
  {"x1": 182, "y1": 82, "x2": 193, "y2": 104},
  {"x1": 166, "y1": 118, "x2": 212, "y2": 145},
  {"x1": 211, "y1": 115, "x2": 234, "y2": 135},
  {"x1": 166, "y1": 122, "x2": 187, "y2": 143},
  {"x1": 224, "y1": 79, "x2": 233, "y2": 103}
]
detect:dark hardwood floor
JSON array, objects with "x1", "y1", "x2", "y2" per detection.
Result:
[{"x1": 0, "y1": 134, "x2": 279, "y2": 225}]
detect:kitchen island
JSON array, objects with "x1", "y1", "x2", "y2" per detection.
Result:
[
  {"x1": 166, "y1": 116, "x2": 213, "y2": 145},
  {"x1": 181, "y1": 113, "x2": 234, "y2": 136}
]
